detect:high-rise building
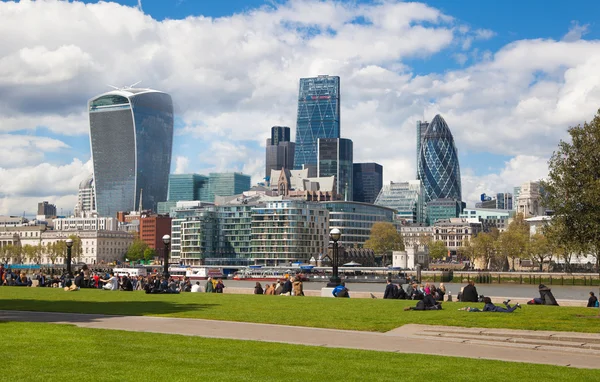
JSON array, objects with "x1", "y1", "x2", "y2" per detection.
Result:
[
  {"x1": 294, "y1": 75, "x2": 340, "y2": 173},
  {"x1": 426, "y1": 198, "x2": 465, "y2": 225},
  {"x1": 317, "y1": 138, "x2": 353, "y2": 200},
  {"x1": 209, "y1": 173, "x2": 251, "y2": 201},
  {"x1": 353, "y1": 163, "x2": 383, "y2": 204},
  {"x1": 496, "y1": 193, "x2": 513, "y2": 210},
  {"x1": 88, "y1": 88, "x2": 174, "y2": 217},
  {"x1": 74, "y1": 174, "x2": 96, "y2": 217},
  {"x1": 416, "y1": 120, "x2": 429, "y2": 179},
  {"x1": 167, "y1": 174, "x2": 210, "y2": 202},
  {"x1": 139, "y1": 214, "x2": 172, "y2": 250},
  {"x1": 37, "y1": 201, "x2": 56, "y2": 217},
  {"x1": 417, "y1": 114, "x2": 461, "y2": 203},
  {"x1": 265, "y1": 126, "x2": 295, "y2": 179},
  {"x1": 375, "y1": 181, "x2": 424, "y2": 223}
]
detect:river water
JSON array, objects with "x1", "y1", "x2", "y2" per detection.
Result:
[{"x1": 222, "y1": 280, "x2": 598, "y2": 301}]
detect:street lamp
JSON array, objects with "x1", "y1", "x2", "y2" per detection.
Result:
[
  {"x1": 327, "y1": 228, "x2": 341, "y2": 287},
  {"x1": 162, "y1": 234, "x2": 171, "y2": 279},
  {"x1": 65, "y1": 238, "x2": 74, "y2": 278}
]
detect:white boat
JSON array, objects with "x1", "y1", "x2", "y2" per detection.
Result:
[
  {"x1": 168, "y1": 266, "x2": 224, "y2": 281},
  {"x1": 232, "y1": 267, "x2": 308, "y2": 282}
]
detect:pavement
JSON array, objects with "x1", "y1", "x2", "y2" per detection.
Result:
[{"x1": 2, "y1": 310, "x2": 599, "y2": 369}]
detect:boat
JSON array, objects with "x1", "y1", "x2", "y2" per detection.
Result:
[
  {"x1": 168, "y1": 266, "x2": 224, "y2": 281},
  {"x1": 232, "y1": 266, "x2": 308, "y2": 282}
]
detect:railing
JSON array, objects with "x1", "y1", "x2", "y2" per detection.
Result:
[{"x1": 415, "y1": 271, "x2": 600, "y2": 285}]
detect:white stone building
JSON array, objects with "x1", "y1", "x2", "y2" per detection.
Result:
[{"x1": 53, "y1": 217, "x2": 117, "y2": 231}]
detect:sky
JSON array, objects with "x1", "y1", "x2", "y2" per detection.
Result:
[{"x1": 1, "y1": 0, "x2": 600, "y2": 216}]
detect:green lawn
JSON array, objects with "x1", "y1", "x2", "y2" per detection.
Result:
[
  {"x1": 3, "y1": 322, "x2": 599, "y2": 382},
  {"x1": 1, "y1": 287, "x2": 599, "y2": 333}
]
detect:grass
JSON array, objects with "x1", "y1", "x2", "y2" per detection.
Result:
[
  {"x1": 3, "y1": 321, "x2": 600, "y2": 382},
  {"x1": 1, "y1": 287, "x2": 599, "y2": 333}
]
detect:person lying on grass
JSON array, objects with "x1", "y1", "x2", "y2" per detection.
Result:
[
  {"x1": 458, "y1": 298, "x2": 521, "y2": 313},
  {"x1": 404, "y1": 292, "x2": 442, "y2": 310}
]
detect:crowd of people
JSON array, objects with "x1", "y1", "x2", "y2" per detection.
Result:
[{"x1": 252, "y1": 276, "x2": 305, "y2": 296}]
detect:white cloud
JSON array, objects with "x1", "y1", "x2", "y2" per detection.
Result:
[
  {"x1": 0, "y1": 134, "x2": 70, "y2": 167},
  {"x1": 0, "y1": 0, "x2": 599, "y2": 214},
  {"x1": 563, "y1": 21, "x2": 590, "y2": 42}
]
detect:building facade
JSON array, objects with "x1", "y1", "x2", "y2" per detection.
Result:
[
  {"x1": 460, "y1": 208, "x2": 515, "y2": 232},
  {"x1": 37, "y1": 201, "x2": 57, "y2": 217},
  {"x1": 432, "y1": 218, "x2": 482, "y2": 251},
  {"x1": 294, "y1": 75, "x2": 340, "y2": 173},
  {"x1": 265, "y1": 126, "x2": 295, "y2": 179},
  {"x1": 74, "y1": 174, "x2": 96, "y2": 217},
  {"x1": 140, "y1": 214, "x2": 172, "y2": 250},
  {"x1": 375, "y1": 181, "x2": 424, "y2": 224},
  {"x1": 320, "y1": 201, "x2": 395, "y2": 249},
  {"x1": 209, "y1": 172, "x2": 252, "y2": 202},
  {"x1": 167, "y1": 174, "x2": 210, "y2": 202},
  {"x1": 53, "y1": 217, "x2": 117, "y2": 231},
  {"x1": 417, "y1": 114, "x2": 462, "y2": 203},
  {"x1": 89, "y1": 88, "x2": 174, "y2": 217},
  {"x1": 317, "y1": 138, "x2": 353, "y2": 200},
  {"x1": 516, "y1": 181, "x2": 545, "y2": 217},
  {"x1": 416, "y1": 120, "x2": 430, "y2": 179},
  {"x1": 353, "y1": 163, "x2": 383, "y2": 204},
  {"x1": 426, "y1": 198, "x2": 465, "y2": 224}
]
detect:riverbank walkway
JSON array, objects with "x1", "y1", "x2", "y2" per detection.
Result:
[{"x1": 2, "y1": 310, "x2": 599, "y2": 369}]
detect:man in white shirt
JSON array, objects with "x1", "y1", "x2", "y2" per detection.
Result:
[
  {"x1": 102, "y1": 273, "x2": 119, "y2": 291},
  {"x1": 191, "y1": 281, "x2": 202, "y2": 293}
]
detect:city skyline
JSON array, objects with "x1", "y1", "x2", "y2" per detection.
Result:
[{"x1": 1, "y1": 0, "x2": 600, "y2": 216}]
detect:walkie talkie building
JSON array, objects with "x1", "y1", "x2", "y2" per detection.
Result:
[
  {"x1": 417, "y1": 114, "x2": 462, "y2": 203},
  {"x1": 88, "y1": 88, "x2": 174, "y2": 217}
]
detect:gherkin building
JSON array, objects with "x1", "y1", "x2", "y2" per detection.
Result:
[{"x1": 417, "y1": 114, "x2": 462, "y2": 203}]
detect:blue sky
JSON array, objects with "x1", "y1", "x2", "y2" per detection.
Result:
[{"x1": 1, "y1": 0, "x2": 600, "y2": 215}]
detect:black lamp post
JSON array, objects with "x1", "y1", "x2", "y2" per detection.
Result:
[
  {"x1": 65, "y1": 238, "x2": 74, "y2": 278},
  {"x1": 162, "y1": 234, "x2": 171, "y2": 279},
  {"x1": 327, "y1": 228, "x2": 341, "y2": 287}
]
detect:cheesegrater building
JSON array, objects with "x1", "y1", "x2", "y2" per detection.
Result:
[
  {"x1": 89, "y1": 88, "x2": 174, "y2": 217},
  {"x1": 294, "y1": 75, "x2": 340, "y2": 175}
]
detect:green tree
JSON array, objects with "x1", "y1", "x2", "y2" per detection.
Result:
[
  {"x1": 542, "y1": 109, "x2": 600, "y2": 273},
  {"x1": 528, "y1": 233, "x2": 552, "y2": 271},
  {"x1": 126, "y1": 239, "x2": 149, "y2": 261},
  {"x1": 143, "y1": 247, "x2": 157, "y2": 262},
  {"x1": 46, "y1": 242, "x2": 58, "y2": 265},
  {"x1": 6, "y1": 244, "x2": 23, "y2": 264},
  {"x1": 498, "y1": 213, "x2": 530, "y2": 271},
  {"x1": 68, "y1": 235, "x2": 83, "y2": 263},
  {"x1": 457, "y1": 237, "x2": 476, "y2": 264},
  {"x1": 428, "y1": 240, "x2": 448, "y2": 260},
  {"x1": 364, "y1": 222, "x2": 404, "y2": 266},
  {"x1": 0, "y1": 245, "x2": 7, "y2": 264},
  {"x1": 472, "y1": 232, "x2": 497, "y2": 270},
  {"x1": 22, "y1": 245, "x2": 35, "y2": 264}
]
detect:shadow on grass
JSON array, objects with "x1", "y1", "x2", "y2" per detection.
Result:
[{"x1": 0, "y1": 299, "x2": 220, "y2": 324}]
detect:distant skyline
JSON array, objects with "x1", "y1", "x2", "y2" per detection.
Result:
[{"x1": 1, "y1": 0, "x2": 600, "y2": 216}]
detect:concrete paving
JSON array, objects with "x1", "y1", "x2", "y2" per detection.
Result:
[{"x1": 2, "y1": 310, "x2": 599, "y2": 369}]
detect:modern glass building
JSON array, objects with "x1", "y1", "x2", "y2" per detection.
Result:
[
  {"x1": 416, "y1": 120, "x2": 429, "y2": 179},
  {"x1": 317, "y1": 138, "x2": 353, "y2": 200},
  {"x1": 375, "y1": 181, "x2": 425, "y2": 224},
  {"x1": 216, "y1": 205, "x2": 254, "y2": 260},
  {"x1": 320, "y1": 201, "x2": 395, "y2": 249},
  {"x1": 294, "y1": 75, "x2": 340, "y2": 173},
  {"x1": 89, "y1": 88, "x2": 173, "y2": 217},
  {"x1": 426, "y1": 198, "x2": 465, "y2": 225},
  {"x1": 417, "y1": 114, "x2": 461, "y2": 203},
  {"x1": 209, "y1": 173, "x2": 251, "y2": 201},
  {"x1": 353, "y1": 163, "x2": 383, "y2": 204},
  {"x1": 167, "y1": 174, "x2": 209, "y2": 202},
  {"x1": 265, "y1": 126, "x2": 295, "y2": 179}
]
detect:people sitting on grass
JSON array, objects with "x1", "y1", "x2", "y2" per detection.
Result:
[
  {"x1": 292, "y1": 277, "x2": 304, "y2": 296},
  {"x1": 15, "y1": 272, "x2": 32, "y2": 287},
  {"x1": 404, "y1": 291, "x2": 442, "y2": 310},
  {"x1": 120, "y1": 275, "x2": 133, "y2": 291},
  {"x1": 483, "y1": 297, "x2": 521, "y2": 312},
  {"x1": 332, "y1": 282, "x2": 350, "y2": 298},
  {"x1": 274, "y1": 280, "x2": 283, "y2": 295},
  {"x1": 383, "y1": 279, "x2": 398, "y2": 299},
  {"x1": 588, "y1": 292, "x2": 599, "y2": 308},
  {"x1": 254, "y1": 282, "x2": 264, "y2": 294},
  {"x1": 281, "y1": 277, "x2": 292, "y2": 295},
  {"x1": 436, "y1": 283, "x2": 446, "y2": 301},
  {"x1": 215, "y1": 279, "x2": 225, "y2": 293},
  {"x1": 102, "y1": 273, "x2": 119, "y2": 291},
  {"x1": 205, "y1": 277, "x2": 214, "y2": 293},
  {"x1": 191, "y1": 281, "x2": 202, "y2": 293},
  {"x1": 264, "y1": 283, "x2": 274, "y2": 295},
  {"x1": 460, "y1": 281, "x2": 479, "y2": 302},
  {"x1": 527, "y1": 284, "x2": 559, "y2": 306}
]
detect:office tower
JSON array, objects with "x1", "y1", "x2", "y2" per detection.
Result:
[
  {"x1": 74, "y1": 174, "x2": 96, "y2": 217},
  {"x1": 89, "y1": 88, "x2": 174, "y2": 217},
  {"x1": 294, "y1": 75, "x2": 340, "y2": 173},
  {"x1": 37, "y1": 201, "x2": 57, "y2": 217},
  {"x1": 496, "y1": 192, "x2": 513, "y2": 210},
  {"x1": 426, "y1": 198, "x2": 465, "y2": 224},
  {"x1": 375, "y1": 180, "x2": 424, "y2": 224},
  {"x1": 417, "y1": 114, "x2": 461, "y2": 203},
  {"x1": 317, "y1": 138, "x2": 353, "y2": 200},
  {"x1": 353, "y1": 163, "x2": 383, "y2": 204},
  {"x1": 168, "y1": 174, "x2": 210, "y2": 202},
  {"x1": 265, "y1": 126, "x2": 295, "y2": 179},
  {"x1": 416, "y1": 120, "x2": 429, "y2": 179},
  {"x1": 208, "y1": 172, "x2": 252, "y2": 201}
]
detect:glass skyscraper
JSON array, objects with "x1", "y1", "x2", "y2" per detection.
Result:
[
  {"x1": 294, "y1": 75, "x2": 340, "y2": 173},
  {"x1": 417, "y1": 114, "x2": 462, "y2": 203},
  {"x1": 208, "y1": 173, "x2": 251, "y2": 201},
  {"x1": 353, "y1": 163, "x2": 383, "y2": 204},
  {"x1": 375, "y1": 180, "x2": 424, "y2": 223},
  {"x1": 318, "y1": 138, "x2": 353, "y2": 200},
  {"x1": 416, "y1": 120, "x2": 429, "y2": 179},
  {"x1": 167, "y1": 174, "x2": 209, "y2": 202},
  {"x1": 89, "y1": 88, "x2": 173, "y2": 217}
]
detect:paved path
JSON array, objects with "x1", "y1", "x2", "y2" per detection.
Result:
[{"x1": 2, "y1": 310, "x2": 599, "y2": 369}]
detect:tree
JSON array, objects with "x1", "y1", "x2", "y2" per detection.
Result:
[
  {"x1": 497, "y1": 213, "x2": 530, "y2": 271},
  {"x1": 528, "y1": 233, "x2": 552, "y2": 271},
  {"x1": 542, "y1": 109, "x2": 600, "y2": 272},
  {"x1": 0, "y1": 245, "x2": 7, "y2": 264},
  {"x1": 68, "y1": 235, "x2": 83, "y2": 263},
  {"x1": 457, "y1": 237, "x2": 476, "y2": 265},
  {"x1": 143, "y1": 247, "x2": 157, "y2": 262},
  {"x1": 364, "y1": 222, "x2": 404, "y2": 266},
  {"x1": 6, "y1": 244, "x2": 23, "y2": 264},
  {"x1": 46, "y1": 242, "x2": 58, "y2": 265},
  {"x1": 428, "y1": 240, "x2": 448, "y2": 260},
  {"x1": 22, "y1": 245, "x2": 35, "y2": 264},
  {"x1": 472, "y1": 232, "x2": 497, "y2": 270},
  {"x1": 126, "y1": 239, "x2": 149, "y2": 261}
]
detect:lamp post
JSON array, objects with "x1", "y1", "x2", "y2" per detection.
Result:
[
  {"x1": 162, "y1": 234, "x2": 171, "y2": 279},
  {"x1": 327, "y1": 228, "x2": 341, "y2": 287},
  {"x1": 65, "y1": 238, "x2": 74, "y2": 278}
]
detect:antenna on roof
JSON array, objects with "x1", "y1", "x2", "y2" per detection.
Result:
[
  {"x1": 128, "y1": 80, "x2": 142, "y2": 89},
  {"x1": 107, "y1": 85, "x2": 120, "y2": 90}
]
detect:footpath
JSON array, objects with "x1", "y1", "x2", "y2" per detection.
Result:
[{"x1": 1, "y1": 310, "x2": 599, "y2": 369}]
